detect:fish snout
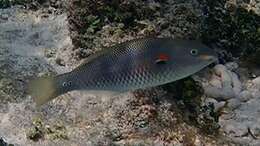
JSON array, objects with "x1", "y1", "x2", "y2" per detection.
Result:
[{"x1": 199, "y1": 54, "x2": 218, "y2": 63}]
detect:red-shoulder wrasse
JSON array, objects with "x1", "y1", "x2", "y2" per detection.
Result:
[{"x1": 29, "y1": 38, "x2": 217, "y2": 106}]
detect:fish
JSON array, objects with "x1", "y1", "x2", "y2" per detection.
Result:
[{"x1": 28, "y1": 38, "x2": 217, "y2": 106}]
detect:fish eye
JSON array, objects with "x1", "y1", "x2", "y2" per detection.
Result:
[
  {"x1": 62, "y1": 82, "x2": 67, "y2": 87},
  {"x1": 190, "y1": 49, "x2": 199, "y2": 56}
]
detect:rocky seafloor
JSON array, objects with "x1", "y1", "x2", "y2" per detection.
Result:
[{"x1": 0, "y1": 0, "x2": 260, "y2": 146}]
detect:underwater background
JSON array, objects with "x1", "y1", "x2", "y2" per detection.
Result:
[{"x1": 0, "y1": 0, "x2": 260, "y2": 145}]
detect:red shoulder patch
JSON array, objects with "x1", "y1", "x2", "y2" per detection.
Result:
[{"x1": 155, "y1": 53, "x2": 170, "y2": 64}]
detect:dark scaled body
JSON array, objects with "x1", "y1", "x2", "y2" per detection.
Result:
[{"x1": 29, "y1": 38, "x2": 217, "y2": 105}]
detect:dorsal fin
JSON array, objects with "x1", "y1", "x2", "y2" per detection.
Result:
[
  {"x1": 75, "y1": 37, "x2": 167, "y2": 68},
  {"x1": 77, "y1": 49, "x2": 107, "y2": 67},
  {"x1": 75, "y1": 38, "x2": 143, "y2": 68}
]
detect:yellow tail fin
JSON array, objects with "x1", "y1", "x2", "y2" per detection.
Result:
[{"x1": 28, "y1": 77, "x2": 59, "y2": 106}]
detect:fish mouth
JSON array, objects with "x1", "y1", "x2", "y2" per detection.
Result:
[{"x1": 199, "y1": 54, "x2": 218, "y2": 63}]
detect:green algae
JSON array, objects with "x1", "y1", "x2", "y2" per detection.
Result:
[
  {"x1": 0, "y1": 0, "x2": 44, "y2": 8},
  {"x1": 26, "y1": 118, "x2": 45, "y2": 141},
  {"x1": 45, "y1": 122, "x2": 68, "y2": 140},
  {"x1": 26, "y1": 118, "x2": 68, "y2": 141},
  {"x1": 0, "y1": 0, "x2": 65, "y2": 11},
  {"x1": 162, "y1": 77, "x2": 220, "y2": 134},
  {"x1": 200, "y1": 0, "x2": 260, "y2": 64},
  {"x1": 67, "y1": 0, "x2": 172, "y2": 59}
]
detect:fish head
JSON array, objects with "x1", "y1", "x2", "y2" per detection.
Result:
[
  {"x1": 154, "y1": 40, "x2": 218, "y2": 78},
  {"x1": 172, "y1": 40, "x2": 218, "y2": 64}
]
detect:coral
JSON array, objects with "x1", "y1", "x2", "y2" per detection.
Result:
[
  {"x1": 67, "y1": 0, "x2": 162, "y2": 56},
  {"x1": 162, "y1": 77, "x2": 220, "y2": 134},
  {"x1": 26, "y1": 118, "x2": 45, "y2": 141},
  {"x1": 200, "y1": 0, "x2": 260, "y2": 64},
  {"x1": 0, "y1": 69, "x2": 26, "y2": 103},
  {"x1": 0, "y1": 0, "x2": 66, "y2": 12},
  {"x1": 162, "y1": 78, "x2": 202, "y2": 117},
  {"x1": 242, "y1": 49, "x2": 260, "y2": 68},
  {"x1": 0, "y1": 137, "x2": 14, "y2": 146},
  {"x1": 3, "y1": 0, "x2": 260, "y2": 145},
  {"x1": 26, "y1": 118, "x2": 68, "y2": 141},
  {"x1": 197, "y1": 103, "x2": 220, "y2": 133},
  {"x1": 45, "y1": 122, "x2": 68, "y2": 140},
  {"x1": 0, "y1": 0, "x2": 45, "y2": 9},
  {"x1": 67, "y1": 0, "x2": 202, "y2": 60},
  {"x1": 203, "y1": 64, "x2": 242, "y2": 101}
]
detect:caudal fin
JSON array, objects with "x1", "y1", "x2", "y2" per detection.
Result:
[{"x1": 28, "y1": 76, "x2": 59, "y2": 106}]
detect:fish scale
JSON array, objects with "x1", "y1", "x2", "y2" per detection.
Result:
[
  {"x1": 74, "y1": 40, "x2": 207, "y2": 90},
  {"x1": 29, "y1": 38, "x2": 217, "y2": 106}
]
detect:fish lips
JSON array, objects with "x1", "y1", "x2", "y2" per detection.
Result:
[{"x1": 199, "y1": 54, "x2": 218, "y2": 63}]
